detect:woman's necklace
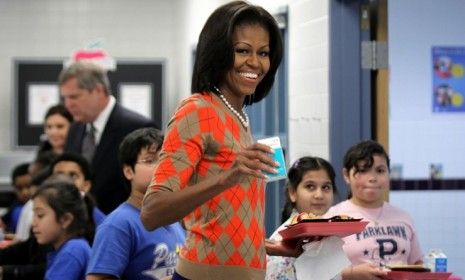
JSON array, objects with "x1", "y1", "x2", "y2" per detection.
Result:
[{"x1": 213, "y1": 86, "x2": 249, "y2": 128}]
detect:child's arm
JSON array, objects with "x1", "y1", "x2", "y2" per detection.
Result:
[{"x1": 340, "y1": 263, "x2": 387, "y2": 280}]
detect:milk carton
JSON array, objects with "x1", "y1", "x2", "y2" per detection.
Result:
[
  {"x1": 424, "y1": 249, "x2": 448, "y2": 272},
  {"x1": 257, "y1": 137, "x2": 287, "y2": 182}
]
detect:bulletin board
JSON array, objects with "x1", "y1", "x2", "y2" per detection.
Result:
[{"x1": 14, "y1": 59, "x2": 164, "y2": 148}]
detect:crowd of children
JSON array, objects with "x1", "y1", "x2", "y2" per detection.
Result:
[
  {"x1": 1, "y1": 133, "x2": 426, "y2": 280},
  {"x1": 1, "y1": 128, "x2": 186, "y2": 280}
]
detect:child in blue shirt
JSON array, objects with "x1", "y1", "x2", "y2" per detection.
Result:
[
  {"x1": 1, "y1": 162, "x2": 31, "y2": 233},
  {"x1": 31, "y1": 174, "x2": 92, "y2": 280},
  {"x1": 87, "y1": 128, "x2": 185, "y2": 280},
  {"x1": 50, "y1": 152, "x2": 107, "y2": 233}
]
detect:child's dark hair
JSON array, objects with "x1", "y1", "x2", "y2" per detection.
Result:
[
  {"x1": 50, "y1": 153, "x2": 98, "y2": 244},
  {"x1": 343, "y1": 140, "x2": 390, "y2": 175},
  {"x1": 11, "y1": 162, "x2": 30, "y2": 184},
  {"x1": 30, "y1": 150, "x2": 59, "y2": 177},
  {"x1": 118, "y1": 127, "x2": 164, "y2": 170},
  {"x1": 31, "y1": 168, "x2": 51, "y2": 187},
  {"x1": 343, "y1": 140, "x2": 390, "y2": 199},
  {"x1": 281, "y1": 156, "x2": 337, "y2": 223},
  {"x1": 33, "y1": 174, "x2": 91, "y2": 243},
  {"x1": 50, "y1": 152, "x2": 91, "y2": 181}
]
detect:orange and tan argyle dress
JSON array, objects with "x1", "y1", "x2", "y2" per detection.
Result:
[{"x1": 147, "y1": 92, "x2": 267, "y2": 279}]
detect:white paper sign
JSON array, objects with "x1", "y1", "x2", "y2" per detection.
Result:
[
  {"x1": 28, "y1": 84, "x2": 60, "y2": 125},
  {"x1": 119, "y1": 83, "x2": 152, "y2": 119}
]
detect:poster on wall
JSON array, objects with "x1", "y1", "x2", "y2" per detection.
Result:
[
  {"x1": 27, "y1": 83, "x2": 59, "y2": 125},
  {"x1": 432, "y1": 46, "x2": 465, "y2": 112},
  {"x1": 118, "y1": 83, "x2": 153, "y2": 119}
]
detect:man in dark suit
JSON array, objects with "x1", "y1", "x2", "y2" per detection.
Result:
[{"x1": 59, "y1": 61, "x2": 157, "y2": 214}]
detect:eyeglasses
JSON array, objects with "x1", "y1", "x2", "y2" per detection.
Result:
[{"x1": 136, "y1": 158, "x2": 158, "y2": 165}]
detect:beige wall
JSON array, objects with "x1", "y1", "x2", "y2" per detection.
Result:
[{"x1": 0, "y1": 0, "x2": 179, "y2": 153}]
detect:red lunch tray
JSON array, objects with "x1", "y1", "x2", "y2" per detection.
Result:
[
  {"x1": 279, "y1": 220, "x2": 369, "y2": 240},
  {"x1": 386, "y1": 271, "x2": 452, "y2": 280}
]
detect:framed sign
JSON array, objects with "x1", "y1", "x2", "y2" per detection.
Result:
[
  {"x1": 14, "y1": 59, "x2": 164, "y2": 148},
  {"x1": 118, "y1": 83, "x2": 153, "y2": 119}
]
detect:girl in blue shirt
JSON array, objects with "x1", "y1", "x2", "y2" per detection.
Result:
[{"x1": 31, "y1": 174, "x2": 91, "y2": 280}]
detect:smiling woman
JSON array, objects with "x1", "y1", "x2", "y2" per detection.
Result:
[
  {"x1": 37, "y1": 104, "x2": 73, "y2": 157},
  {"x1": 140, "y1": 1, "x2": 283, "y2": 279}
]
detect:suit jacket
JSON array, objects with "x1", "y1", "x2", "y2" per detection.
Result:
[{"x1": 65, "y1": 103, "x2": 157, "y2": 214}]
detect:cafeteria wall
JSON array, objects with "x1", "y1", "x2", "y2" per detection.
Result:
[
  {"x1": 389, "y1": 0, "x2": 465, "y2": 277},
  {"x1": 0, "y1": 0, "x2": 179, "y2": 153},
  {"x1": 0, "y1": 0, "x2": 332, "y2": 162},
  {"x1": 0, "y1": 0, "x2": 226, "y2": 185},
  {"x1": 1, "y1": 0, "x2": 462, "y2": 277},
  {"x1": 389, "y1": 0, "x2": 465, "y2": 179}
]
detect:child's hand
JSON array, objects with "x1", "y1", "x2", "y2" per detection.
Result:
[
  {"x1": 342, "y1": 263, "x2": 388, "y2": 280},
  {"x1": 265, "y1": 237, "x2": 320, "y2": 257},
  {"x1": 265, "y1": 239, "x2": 301, "y2": 257}
]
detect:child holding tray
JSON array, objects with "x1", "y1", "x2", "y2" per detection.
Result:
[
  {"x1": 266, "y1": 156, "x2": 337, "y2": 279},
  {"x1": 326, "y1": 140, "x2": 423, "y2": 279}
]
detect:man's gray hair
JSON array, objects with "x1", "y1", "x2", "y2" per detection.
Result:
[{"x1": 58, "y1": 61, "x2": 111, "y2": 95}]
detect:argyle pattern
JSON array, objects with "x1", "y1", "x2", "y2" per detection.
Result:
[{"x1": 148, "y1": 93, "x2": 267, "y2": 270}]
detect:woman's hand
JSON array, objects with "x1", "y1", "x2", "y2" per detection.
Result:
[
  {"x1": 341, "y1": 263, "x2": 387, "y2": 280},
  {"x1": 218, "y1": 143, "x2": 278, "y2": 189}
]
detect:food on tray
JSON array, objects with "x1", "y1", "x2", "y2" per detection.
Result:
[
  {"x1": 329, "y1": 215, "x2": 362, "y2": 221},
  {"x1": 290, "y1": 212, "x2": 322, "y2": 225},
  {"x1": 289, "y1": 213, "x2": 362, "y2": 226}
]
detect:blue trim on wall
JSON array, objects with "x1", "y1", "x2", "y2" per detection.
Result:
[
  {"x1": 329, "y1": 0, "x2": 372, "y2": 201},
  {"x1": 246, "y1": 12, "x2": 289, "y2": 236}
]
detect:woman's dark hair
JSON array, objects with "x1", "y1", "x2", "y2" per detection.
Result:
[
  {"x1": 38, "y1": 104, "x2": 73, "y2": 154},
  {"x1": 33, "y1": 174, "x2": 93, "y2": 243},
  {"x1": 343, "y1": 140, "x2": 390, "y2": 199},
  {"x1": 281, "y1": 156, "x2": 337, "y2": 223},
  {"x1": 44, "y1": 104, "x2": 73, "y2": 123},
  {"x1": 191, "y1": 0, "x2": 283, "y2": 105}
]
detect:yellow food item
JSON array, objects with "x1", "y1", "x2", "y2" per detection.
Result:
[{"x1": 290, "y1": 212, "x2": 322, "y2": 225}]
